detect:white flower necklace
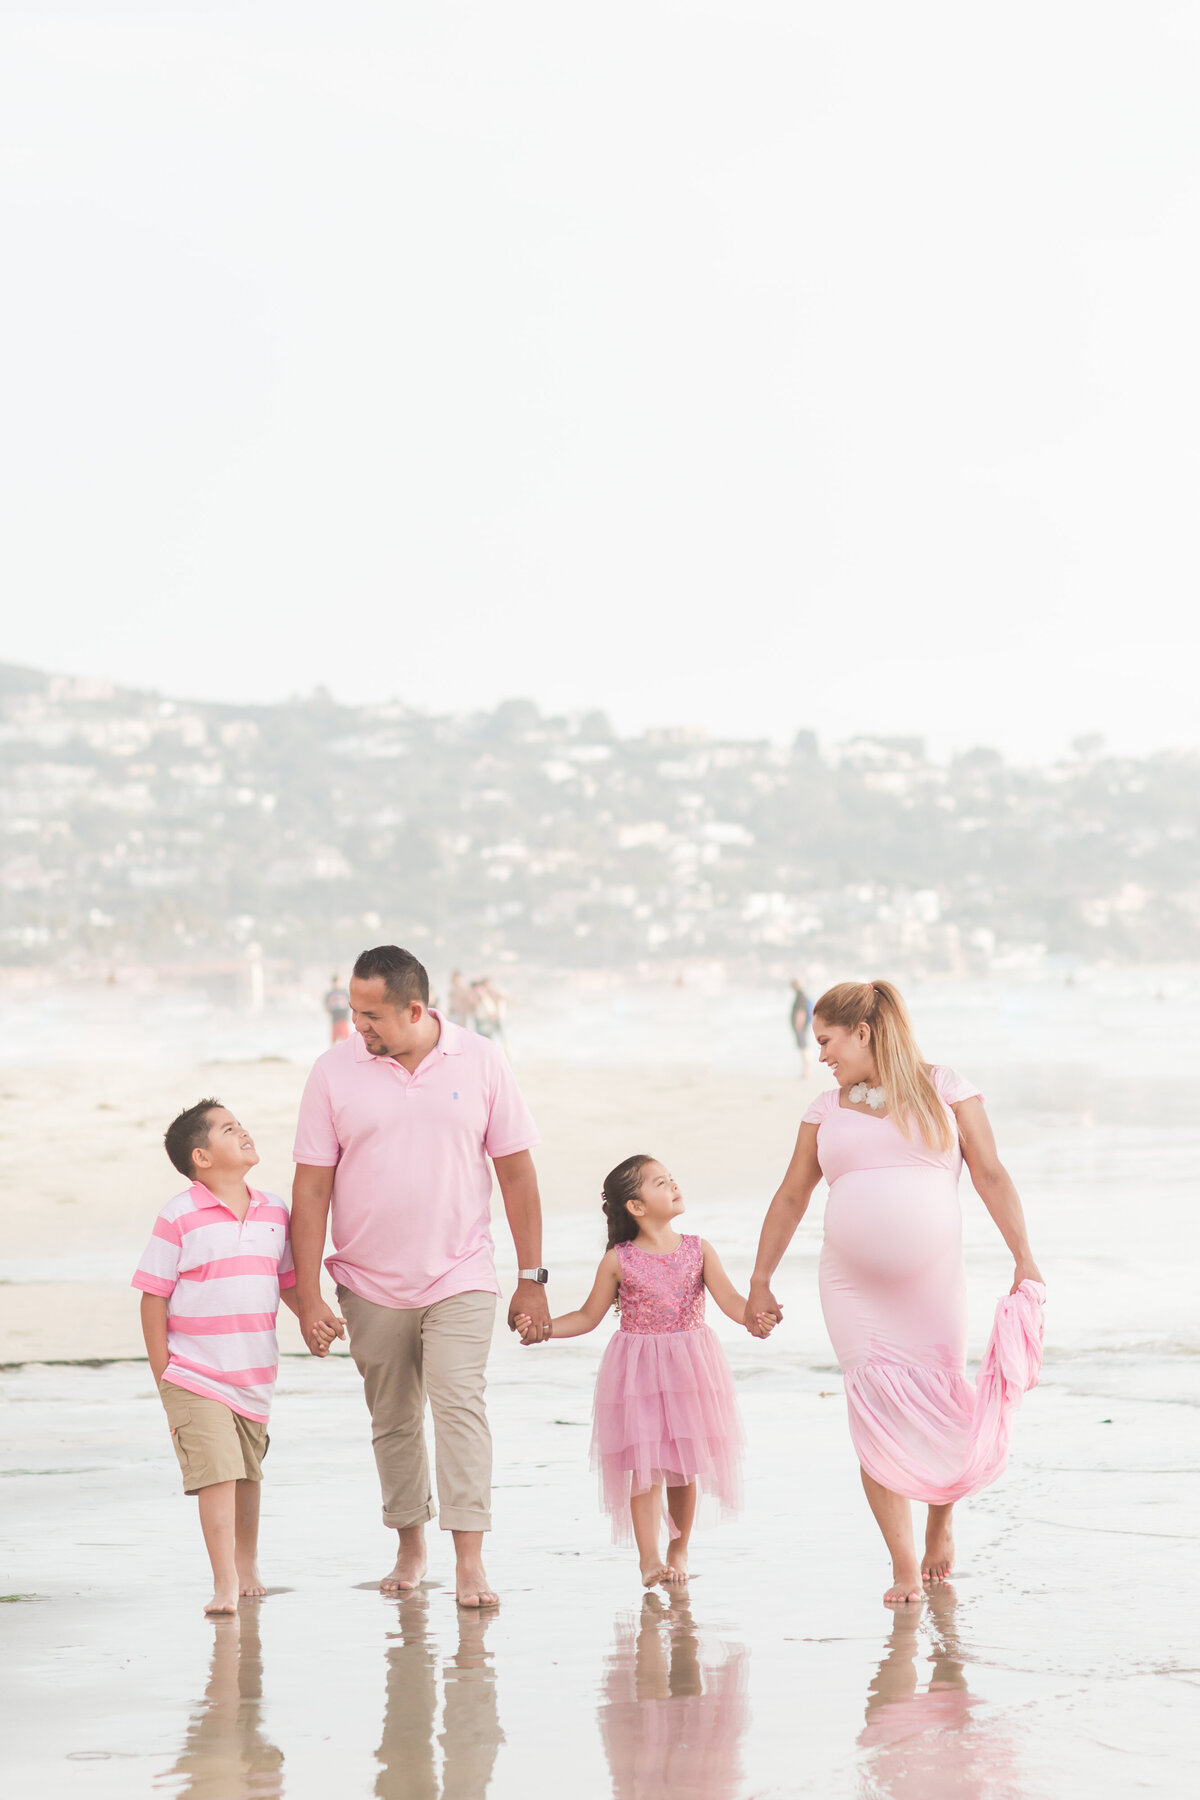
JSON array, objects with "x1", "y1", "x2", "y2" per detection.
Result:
[{"x1": 849, "y1": 1082, "x2": 885, "y2": 1110}]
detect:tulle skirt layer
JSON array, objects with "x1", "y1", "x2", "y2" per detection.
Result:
[
  {"x1": 843, "y1": 1280, "x2": 1045, "y2": 1503},
  {"x1": 591, "y1": 1325, "x2": 744, "y2": 1543}
]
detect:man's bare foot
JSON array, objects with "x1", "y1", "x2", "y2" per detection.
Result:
[
  {"x1": 922, "y1": 1526, "x2": 955, "y2": 1585},
  {"x1": 455, "y1": 1553, "x2": 498, "y2": 1608},
  {"x1": 381, "y1": 1549, "x2": 428, "y2": 1593},
  {"x1": 236, "y1": 1561, "x2": 267, "y2": 1598},
  {"x1": 204, "y1": 1586, "x2": 239, "y2": 1616},
  {"x1": 664, "y1": 1543, "x2": 689, "y2": 1585},
  {"x1": 640, "y1": 1556, "x2": 670, "y2": 1588},
  {"x1": 884, "y1": 1563, "x2": 923, "y2": 1607}
]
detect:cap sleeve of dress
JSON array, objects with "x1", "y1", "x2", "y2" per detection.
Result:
[
  {"x1": 931, "y1": 1065, "x2": 982, "y2": 1106},
  {"x1": 801, "y1": 1089, "x2": 838, "y2": 1126}
]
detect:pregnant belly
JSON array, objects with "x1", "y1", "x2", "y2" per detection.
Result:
[{"x1": 823, "y1": 1167, "x2": 962, "y2": 1281}]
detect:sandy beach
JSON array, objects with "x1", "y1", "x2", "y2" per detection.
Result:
[{"x1": 3, "y1": 974, "x2": 1200, "y2": 1796}]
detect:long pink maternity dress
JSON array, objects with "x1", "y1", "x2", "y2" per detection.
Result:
[{"x1": 804, "y1": 1068, "x2": 1044, "y2": 1504}]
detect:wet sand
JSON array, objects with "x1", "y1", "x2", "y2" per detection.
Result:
[{"x1": 3, "y1": 1348, "x2": 1196, "y2": 1799}]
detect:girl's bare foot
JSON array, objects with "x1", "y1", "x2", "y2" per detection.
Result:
[
  {"x1": 664, "y1": 1543, "x2": 689, "y2": 1584},
  {"x1": 205, "y1": 1586, "x2": 239, "y2": 1616},
  {"x1": 640, "y1": 1556, "x2": 670, "y2": 1588},
  {"x1": 922, "y1": 1525, "x2": 955, "y2": 1584},
  {"x1": 236, "y1": 1561, "x2": 267, "y2": 1598},
  {"x1": 884, "y1": 1563, "x2": 923, "y2": 1607}
]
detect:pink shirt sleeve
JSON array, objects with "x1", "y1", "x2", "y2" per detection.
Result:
[
  {"x1": 293, "y1": 1061, "x2": 342, "y2": 1167},
  {"x1": 932, "y1": 1066, "x2": 982, "y2": 1106},
  {"x1": 801, "y1": 1089, "x2": 837, "y2": 1126},
  {"x1": 131, "y1": 1209, "x2": 182, "y2": 1297},
  {"x1": 482, "y1": 1052, "x2": 540, "y2": 1159}
]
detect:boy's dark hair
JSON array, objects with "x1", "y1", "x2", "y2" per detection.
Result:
[
  {"x1": 601, "y1": 1154, "x2": 654, "y2": 1248},
  {"x1": 352, "y1": 945, "x2": 430, "y2": 1007},
  {"x1": 164, "y1": 1097, "x2": 223, "y2": 1178}
]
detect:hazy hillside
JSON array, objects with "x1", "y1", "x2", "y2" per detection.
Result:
[{"x1": 2, "y1": 663, "x2": 1197, "y2": 977}]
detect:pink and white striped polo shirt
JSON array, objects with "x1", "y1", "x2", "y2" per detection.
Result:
[{"x1": 132, "y1": 1183, "x2": 296, "y2": 1423}]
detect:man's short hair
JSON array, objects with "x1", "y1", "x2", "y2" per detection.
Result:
[
  {"x1": 164, "y1": 1097, "x2": 222, "y2": 1178},
  {"x1": 352, "y1": 945, "x2": 430, "y2": 1008}
]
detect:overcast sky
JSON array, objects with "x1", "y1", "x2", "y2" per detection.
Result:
[{"x1": 1, "y1": 2, "x2": 1196, "y2": 761}]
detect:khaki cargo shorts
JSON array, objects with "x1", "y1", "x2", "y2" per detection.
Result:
[{"x1": 159, "y1": 1379, "x2": 269, "y2": 1494}]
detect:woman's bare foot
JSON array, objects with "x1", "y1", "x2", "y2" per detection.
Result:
[
  {"x1": 640, "y1": 1556, "x2": 671, "y2": 1588},
  {"x1": 922, "y1": 1524, "x2": 955, "y2": 1585},
  {"x1": 884, "y1": 1563, "x2": 923, "y2": 1607},
  {"x1": 204, "y1": 1585, "x2": 239, "y2": 1616},
  {"x1": 236, "y1": 1560, "x2": 267, "y2": 1598},
  {"x1": 381, "y1": 1536, "x2": 428, "y2": 1594},
  {"x1": 664, "y1": 1543, "x2": 689, "y2": 1585},
  {"x1": 455, "y1": 1551, "x2": 498, "y2": 1608}
]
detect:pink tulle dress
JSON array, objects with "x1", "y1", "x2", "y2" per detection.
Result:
[
  {"x1": 591, "y1": 1235, "x2": 743, "y2": 1542},
  {"x1": 804, "y1": 1068, "x2": 1045, "y2": 1505}
]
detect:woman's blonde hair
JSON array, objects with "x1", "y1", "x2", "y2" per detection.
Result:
[{"x1": 813, "y1": 980, "x2": 954, "y2": 1151}]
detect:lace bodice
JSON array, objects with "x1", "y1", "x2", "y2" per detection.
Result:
[{"x1": 616, "y1": 1235, "x2": 705, "y2": 1334}]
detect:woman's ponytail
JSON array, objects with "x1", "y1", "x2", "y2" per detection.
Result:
[{"x1": 814, "y1": 980, "x2": 954, "y2": 1151}]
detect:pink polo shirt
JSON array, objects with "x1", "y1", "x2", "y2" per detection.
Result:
[
  {"x1": 292, "y1": 1011, "x2": 539, "y2": 1309},
  {"x1": 131, "y1": 1183, "x2": 296, "y2": 1423}
]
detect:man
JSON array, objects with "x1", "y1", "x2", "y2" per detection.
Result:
[
  {"x1": 323, "y1": 975, "x2": 351, "y2": 1044},
  {"x1": 292, "y1": 945, "x2": 551, "y2": 1608}
]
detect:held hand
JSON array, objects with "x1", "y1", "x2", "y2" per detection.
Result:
[
  {"x1": 1010, "y1": 1259, "x2": 1044, "y2": 1294},
  {"x1": 300, "y1": 1299, "x2": 346, "y2": 1358},
  {"x1": 508, "y1": 1279, "x2": 551, "y2": 1342},
  {"x1": 744, "y1": 1281, "x2": 782, "y2": 1339},
  {"x1": 513, "y1": 1312, "x2": 543, "y2": 1347}
]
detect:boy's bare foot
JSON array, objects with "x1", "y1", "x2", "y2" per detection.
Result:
[
  {"x1": 205, "y1": 1586, "x2": 239, "y2": 1616},
  {"x1": 381, "y1": 1543, "x2": 428, "y2": 1594},
  {"x1": 236, "y1": 1561, "x2": 267, "y2": 1598},
  {"x1": 640, "y1": 1556, "x2": 671, "y2": 1588},
  {"x1": 664, "y1": 1543, "x2": 689, "y2": 1584},
  {"x1": 884, "y1": 1562, "x2": 923, "y2": 1607},
  {"x1": 921, "y1": 1526, "x2": 955, "y2": 1584},
  {"x1": 455, "y1": 1551, "x2": 498, "y2": 1608}
]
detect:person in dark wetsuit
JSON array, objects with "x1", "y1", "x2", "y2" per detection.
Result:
[{"x1": 790, "y1": 980, "x2": 814, "y2": 1078}]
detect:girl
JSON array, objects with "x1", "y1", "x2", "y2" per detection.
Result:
[{"x1": 517, "y1": 1155, "x2": 773, "y2": 1587}]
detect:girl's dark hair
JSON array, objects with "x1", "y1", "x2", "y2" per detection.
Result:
[{"x1": 601, "y1": 1154, "x2": 654, "y2": 1248}]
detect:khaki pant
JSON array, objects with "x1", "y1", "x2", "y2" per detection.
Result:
[{"x1": 338, "y1": 1286, "x2": 496, "y2": 1533}]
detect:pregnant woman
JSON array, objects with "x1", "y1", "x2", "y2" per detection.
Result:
[{"x1": 747, "y1": 980, "x2": 1045, "y2": 1606}]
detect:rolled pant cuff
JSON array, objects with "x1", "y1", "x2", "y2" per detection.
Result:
[
  {"x1": 438, "y1": 1508, "x2": 491, "y2": 1533},
  {"x1": 382, "y1": 1501, "x2": 436, "y2": 1529}
]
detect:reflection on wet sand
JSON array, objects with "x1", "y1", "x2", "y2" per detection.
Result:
[
  {"x1": 599, "y1": 1593, "x2": 749, "y2": 1799},
  {"x1": 161, "y1": 1607, "x2": 284, "y2": 1798},
  {"x1": 857, "y1": 1589, "x2": 1015, "y2": 1799},
  {"x1": 376, "y1": 1594, "x2": 504, "y2": 1800}
]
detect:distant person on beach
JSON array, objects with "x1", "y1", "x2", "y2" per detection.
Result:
[
  {"x1": 789, "y1": 979, "x2": 814, "y2": 1078},
  {"x1": 291, "y1": 944, "x2": 551, "y2": 1608},
  {"x1": 516, "y1": 1156, "x2": 773, "y2": 1588},
  {"x1": 132, "y1": 1100, "x2": 303, "y2": 1615},
  {"x1": 470, "y1": 977, "x2": 506, "y2": 1044},
  {"x1": 746, "y1": 980, "x2": 1044, "y2": 1606},
  {"x1": 447, "y1": 970, "x2": 475, "y2": 1028},
  {"x1": 323, "y1": 976, "x2": 351, "y2": 1044}
]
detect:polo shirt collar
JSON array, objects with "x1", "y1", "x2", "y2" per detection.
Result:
[{"x1": 189, "y1": 1180, "x2": 262, "y2": 1213}]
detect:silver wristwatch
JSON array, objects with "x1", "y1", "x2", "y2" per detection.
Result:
[{"x1": 518, "y1": 1267, "x2": 549, "y2": 1283}]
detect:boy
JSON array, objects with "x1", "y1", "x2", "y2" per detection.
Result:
[{"x1": 133, "y1": 1097, "x2": 314, "y2": 1614}]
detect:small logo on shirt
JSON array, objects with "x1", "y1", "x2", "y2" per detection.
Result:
[{"x1": 452, "y1": 1091, "x2": 459, "y2": 1100}]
